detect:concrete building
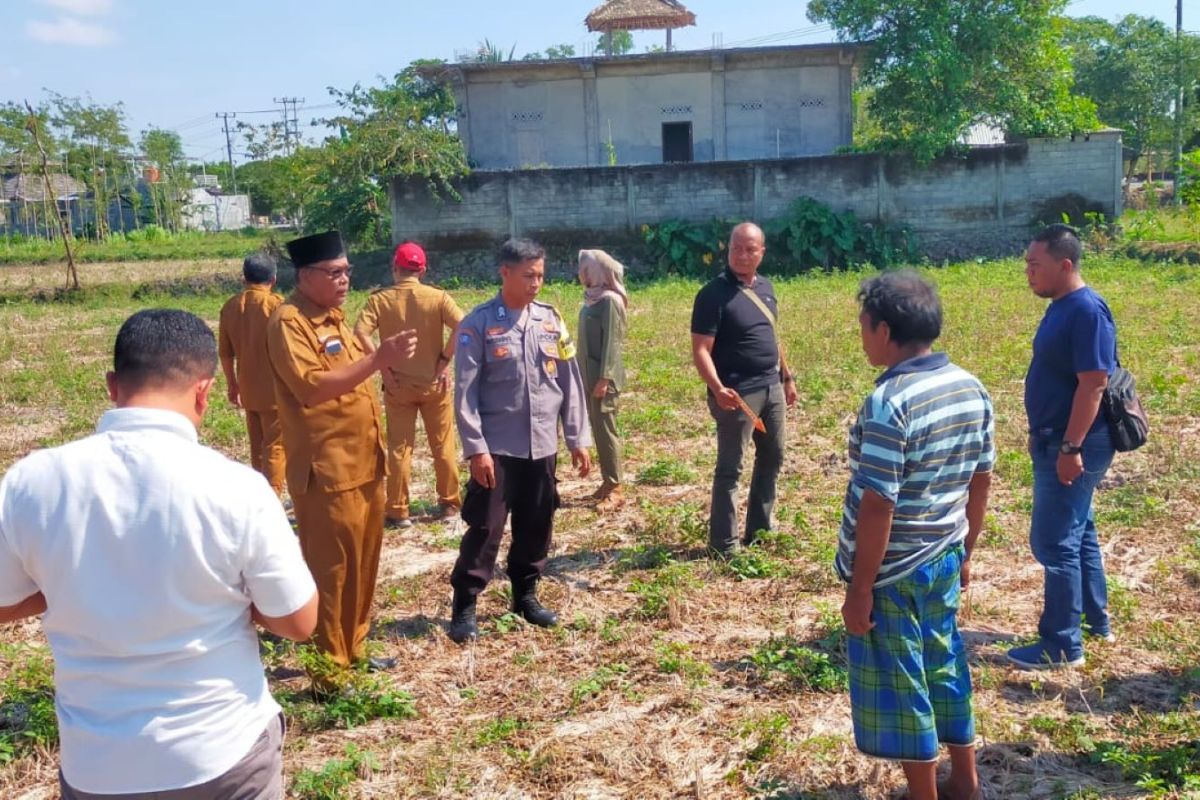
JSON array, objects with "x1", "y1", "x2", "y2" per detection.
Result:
[
  {"x1": 431, "y1": 43, "x2": 861, "y2": 170},
  {"x1": 181, "y1": 187, "x2": 251, "y2": 232}
]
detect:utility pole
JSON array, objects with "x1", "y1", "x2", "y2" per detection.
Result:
[
  {"x1": 1173, "y1": 0, "x2": 1183, "y2": 207},
  {"x1": 216, "y1": 111, "x2": 238, "y2": 194},
  {"x1": 273, "y1": 97, "x2": 305, "y2": 153}
]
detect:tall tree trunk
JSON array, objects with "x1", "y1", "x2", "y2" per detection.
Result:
[{"x1": 25, "y1": 101, "x2": 79, "y2": 290}]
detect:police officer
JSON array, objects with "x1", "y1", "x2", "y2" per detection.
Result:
[{"x1": 448, "y1": 238, "x2": 592, "y2": 643}]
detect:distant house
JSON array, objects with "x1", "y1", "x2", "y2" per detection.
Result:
[
  {"x1": 1, "y1": 171, "x2": 87, "y2": 237},
  {"x1": 181, "y1": 187, "x2": 251, "y2": 231},
  {"x1": 958, "y1": 121, "x2": 1007, "y2": 147},
  {"x1": 427, "y1": 42, "x2": 862, "y2": 170}
]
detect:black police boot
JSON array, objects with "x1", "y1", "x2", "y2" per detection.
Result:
[
  {"x1": 512, "y1": 582, "x2": 558, "y2": 628},
  {"x1": 448, "y1": 591, "x2": 478, "y2": 644}
]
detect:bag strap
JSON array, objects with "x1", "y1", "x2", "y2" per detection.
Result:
[{"x1": 739, "y1": 285, "x2": 787, "y2": 375}]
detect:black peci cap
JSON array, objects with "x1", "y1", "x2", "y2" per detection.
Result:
[{"x1": 286, "y1": 230, "x2": 346, "y2": 268}]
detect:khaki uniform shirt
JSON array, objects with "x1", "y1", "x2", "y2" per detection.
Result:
[
  {"x1": 455, "y1": 295, "x2": 591, "y2": 460},
  {"x1": 267, "y1": 292, "x2": 385, "y2": 495},
  {"x1": 218, "y1": 285, "x2": 283, "y2": 411},
  {"x1": 353, "y1": 275, "x2": 465, "y2": 393}
]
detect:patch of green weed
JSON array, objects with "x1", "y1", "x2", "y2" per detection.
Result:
[
  {"x1": 0, "y1": 646, "x2": 57, "y2": 763},
  {"x1": 291, "y1": 743, "x2": 377, "y2": 800},
  {"x1": 746, "y1": 636, "x2": 847, "y2": 693}
]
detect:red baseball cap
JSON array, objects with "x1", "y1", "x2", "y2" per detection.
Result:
[{"x1": 393, "y1": 242, "x2": 426, "y2": 271}]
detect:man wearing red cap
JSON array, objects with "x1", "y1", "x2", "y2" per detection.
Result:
[{"x1": 355, "y1": 241, "x2": 466, "y2": 527}]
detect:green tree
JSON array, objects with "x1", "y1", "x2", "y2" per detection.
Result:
[
  {"x1": 48, "y1": 93, "x2": 133, "y2": 239},
  {"x1": 597, "y1": 30, "x2": 634, "y2": 56},
  {"x1": 0, "y1": 101, "x2": 52, "y2": 165},
  {"x1": 470, "y1": 39, "x2": 517, "y2": 63},
  {"x1": 1065, "y1": 15, "x2": 1200, "y2": 175},
  {"x1": 546, "y1": 44, "x2": 577, "y2": 59},
  {"x1": 307, "y1": 69, "x2": 469, "y2": 247},
  {"x1": 807, "y1": 0, "x2": 1098, "y2": 162},
  {"x1": 232, "y1": 121, "x2": 320, "y2": 221},
  {"x1": 140, "y1": 127, "x2": 188, "y2": 231},
  {"x1": 0, "y1": 101, "x2": 62, "y2": 240}
]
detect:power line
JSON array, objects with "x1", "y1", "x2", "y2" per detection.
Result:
[
  {"x1": 215, "y1": 112, "x2": 238, "y2": 194},
  {"x1": 231, "y1": 102, "x2": 337, "y2": 115},
  {"x1": 723, "y1": 25, "x2": 833, "y2": 49}
]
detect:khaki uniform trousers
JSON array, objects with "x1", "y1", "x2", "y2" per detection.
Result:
[
  {"x1": 384, "y1": 382, "x2": 461, "y2": 518},
  {"x1": 245, "y1": 407, "x2": 286, "y2": 497},
  {"x1": 293, "y1": 477, "x2": 385, "y2": 668}
]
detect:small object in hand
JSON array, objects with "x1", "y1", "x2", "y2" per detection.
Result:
[{"x1": 732, "y1": 392, "x2": 767, "y2": 433}]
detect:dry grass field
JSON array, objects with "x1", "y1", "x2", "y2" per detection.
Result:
[{"x1": 0, "y1": 256, "x2": 1197, "y2": 799}]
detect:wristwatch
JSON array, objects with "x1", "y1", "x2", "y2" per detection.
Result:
[{"x1": 1059, "y1": 441, "x2": 1083, "y2": 455}]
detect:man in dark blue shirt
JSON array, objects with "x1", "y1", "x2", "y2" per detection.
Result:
[
  {"x1": 1009, "y1": 224, "x2": 1118, "y2": 670},
  {"x1": 691, "y1": 222, "x2": 797, "y2": 556}
]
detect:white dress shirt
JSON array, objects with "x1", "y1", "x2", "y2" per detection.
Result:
[{"x1": 0, "y1": 407, "x2": 315, "y2": 794}]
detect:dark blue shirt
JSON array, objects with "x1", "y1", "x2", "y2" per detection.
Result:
[
  {"x1": 1024, "y1": 286, "x2": 1116, "y2": 434},
  {"x1": 690, "y1": 268, "x2": 781, "y2": 395}
]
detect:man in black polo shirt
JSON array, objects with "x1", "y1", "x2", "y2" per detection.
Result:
[{"x1": 691, "y1": 222, "x2": 797, "y2": 556}]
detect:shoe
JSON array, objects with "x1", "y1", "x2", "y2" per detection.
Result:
[
  {"x1": 1084, "y1": 627, "x2": 1117, "y2": 644},
  {"x1": 386, "y1": 516, "x2": 413, "y2": 530},
  {"x1": 512, "y1": 584, "x2": 558, "y2": 628},
  {"x1": 448, "y1": 592, "x2": 478, "y2": 644},
  {"x1": 706, "y1": 544, "x2": 738, "y2": 560},
  {"x1": 436, "y1": 504, "x2": 460, "y2": 522},
  {"x1": 1006, "y1": 642, "x2": 1085, "y2": 670},
  {"x1": 363, "y1": 656, "x2": 397, "y2": 672}
]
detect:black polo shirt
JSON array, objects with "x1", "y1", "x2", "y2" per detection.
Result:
[{"x1": 690, "y1": 267, "x2": 781, "y2": 395}]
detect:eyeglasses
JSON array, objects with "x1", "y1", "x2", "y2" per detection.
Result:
[{"x1": 305, "y1": 265, "x2": 353, "y2": 280}]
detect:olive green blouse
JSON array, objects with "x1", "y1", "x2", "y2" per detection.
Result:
[{"x1": 576, "y1": 296, "x2": 626, "y2": 390}]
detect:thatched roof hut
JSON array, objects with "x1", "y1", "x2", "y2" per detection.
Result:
[{"x1": 585, "y1": 0, "x2": 696, "y2": 52}]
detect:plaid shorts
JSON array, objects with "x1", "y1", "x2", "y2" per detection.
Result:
[{"x1": 848, "y1": 544, "x2": 974, "y2": 762}]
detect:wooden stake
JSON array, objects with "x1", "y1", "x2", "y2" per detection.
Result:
[{"x1": 24, "y1": 101, "x2": 79, "y2": 290}]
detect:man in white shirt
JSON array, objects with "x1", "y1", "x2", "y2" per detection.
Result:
[{"x1": 0, "y1": 309, "x2": 318, "y2": 799}]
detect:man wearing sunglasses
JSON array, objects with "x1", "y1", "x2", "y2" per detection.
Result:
[{"x1": 267, "y1": 230, "x2": 417, "y2": 688}]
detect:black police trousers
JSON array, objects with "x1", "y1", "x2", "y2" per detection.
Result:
[{"x1": 450, "y1": 454, "x2": 560, "y2": 597}]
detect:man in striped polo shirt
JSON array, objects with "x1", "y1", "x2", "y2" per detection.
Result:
[{"x1": 837, "y1": 271, "x2": 994, "y2": 800}]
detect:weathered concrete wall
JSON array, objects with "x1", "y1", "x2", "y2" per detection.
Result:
[
  {"x1": 451, "y1": 44, "x2": 857, "y2": 169},
  {"x1": 390, "y1": 131, "x2": 1123, "y2": 274}
]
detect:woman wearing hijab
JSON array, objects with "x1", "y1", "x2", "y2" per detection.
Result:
[{"x1": 576, "y1": 249, "x2": 629, "y2": 509}]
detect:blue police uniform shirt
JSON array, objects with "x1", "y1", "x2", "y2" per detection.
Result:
[{"x1": 1024, "y1": 285, "x2": 1116, "y2": 434}]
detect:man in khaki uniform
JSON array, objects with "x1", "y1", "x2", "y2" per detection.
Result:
[
  {"x1": 267, "y1": 230, "x2": 416, "y2": 675},
  {"x1": 354, "y1": 242, "x2": 465, "y2": 527},
  {"x1": 219, "y1": 253, "x2": 286, "y2": 496}
]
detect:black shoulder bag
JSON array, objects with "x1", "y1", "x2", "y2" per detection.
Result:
[{"x1": 1101, "y1": 353, "x2": 1149, "y2": 452}]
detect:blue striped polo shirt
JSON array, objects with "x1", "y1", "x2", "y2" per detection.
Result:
[{"x1": 836, "y1": 352, "x2": 995, "y2": 588}]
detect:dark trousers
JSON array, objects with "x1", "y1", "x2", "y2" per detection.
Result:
[
  {"x1": 707, "y1": 382, "x2": 786, "y2": 553},
  {"x1": 450, "y1": 454, "x2": 560, "y2": 597},
  {"x1": 61, "y1": 714, "x2": 284, "y2": 800}
]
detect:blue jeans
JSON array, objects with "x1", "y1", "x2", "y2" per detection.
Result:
[{"x1": 1029, "y1": 427, "x2": 1115, "y2": 660}]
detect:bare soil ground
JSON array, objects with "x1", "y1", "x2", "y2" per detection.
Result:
[{"x1": 1, "y1": 258, "x2": 1198, "y2": 799}]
